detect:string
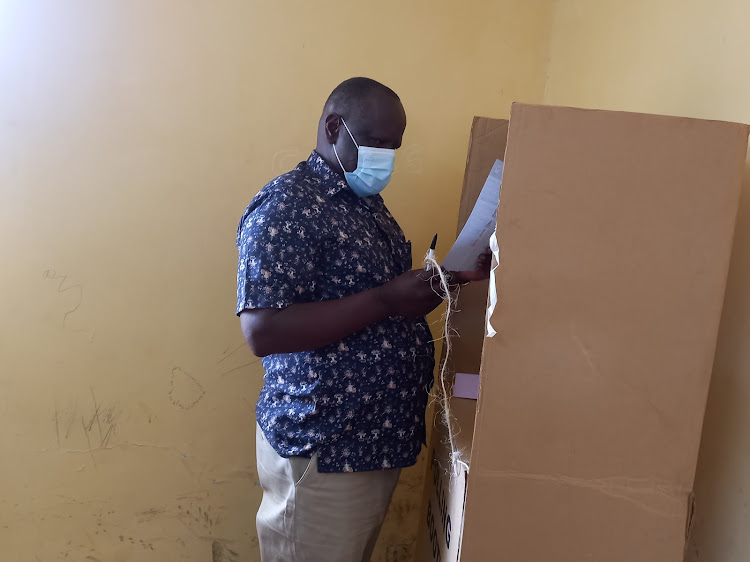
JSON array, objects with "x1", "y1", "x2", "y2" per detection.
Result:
[{"x1": 423, "y1": 253, "x2": 470, "y2": 477}]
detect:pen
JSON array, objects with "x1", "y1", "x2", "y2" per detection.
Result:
[{"x1": 426, "y1": 233, "x2": 438, "y2": 271}]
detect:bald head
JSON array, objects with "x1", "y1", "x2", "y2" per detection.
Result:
[
  {"x1": 323, "y1": 77, "x2": 401, "y2": 122},
  {"x1": 316, "y1": 77, "x2": 406, "y2": 176}
]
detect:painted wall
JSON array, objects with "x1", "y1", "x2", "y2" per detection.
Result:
[
  {"x1": 543, "y1": 2, "x2": 750, "y2": 560},
  {"x1": 0, "y1": 1, "x2": 553, "y2": 560}
]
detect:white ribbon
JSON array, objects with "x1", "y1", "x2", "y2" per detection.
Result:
[{"x1": 486, "y1": 230, "x2": 500, "y2": 337}]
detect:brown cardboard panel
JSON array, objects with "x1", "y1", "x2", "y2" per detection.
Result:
[
  {"x1": 416, "y1": 398, "x2": 477, "y2": 562},
  {"x1": 416, "y1": 117, "x2": 508, "y2": 562},
  {"x1": 449, "y1": 117, "x2": 509, "y2": 377},
  {"x1": 462, "y1": 104, "x2": 748, "y2": 561},
  {"x1": 457, "y1": 118, "x2": 511, "y2": 234}
]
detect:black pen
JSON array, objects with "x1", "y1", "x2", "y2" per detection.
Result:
[{"x1": 426, "y1": 233, "x2": 438, "y2": 271}]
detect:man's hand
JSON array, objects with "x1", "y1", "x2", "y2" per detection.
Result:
[
  {"x1": 241, "y1": 269, "x2": 443, "y2": 356},
  {"x1": 376, "y1": 247, "x2": 493, "y2": 317},
  {"x1": 376, "y1": 270, "x2": 444, "y2": 318},
  {"x1": 451, "y1": 247, "x2": 493, "y2": 284},
  {"x1": 241, "y1": 249, "x2": 494, "y2": 357}
]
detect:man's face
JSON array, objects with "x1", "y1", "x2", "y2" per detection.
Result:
[{"x1": 329, "y1": 95, "x2": 406, "y2": 173}]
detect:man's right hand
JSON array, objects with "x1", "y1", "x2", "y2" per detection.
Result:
[
  {"x1": 241, "y1": 254, "x2": 490, "y2": 356},
  {"x1": 376, "y1": 270, "x2": 444, "y2": 318}
]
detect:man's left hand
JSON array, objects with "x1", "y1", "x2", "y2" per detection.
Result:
[{"x1": 450, "y1": 247, "x2": 493, "y2": 285}]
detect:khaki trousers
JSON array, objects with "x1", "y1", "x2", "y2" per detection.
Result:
[{"x1": 255, "y1": 424, "x2": 401, "y2": 562}]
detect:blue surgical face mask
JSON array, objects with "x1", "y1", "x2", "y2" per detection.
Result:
[{"x1": 332, "y1": 118, "x2": 396, "y2": 197}]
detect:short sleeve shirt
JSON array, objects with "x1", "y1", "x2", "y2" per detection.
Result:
[{"x1": 236, "y1": 151, "x2": 435, "y2": 472}]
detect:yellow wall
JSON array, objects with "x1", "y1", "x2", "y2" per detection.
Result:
[
  {"x1": 10, "y1": 2, "x2": 746, "y2": 560},
  {"x1": 0, "y1": 1, "x2": 553, "y2": 560},
  {"x1": 543, "y1": 2, "x2": 750, "y2": 560}
]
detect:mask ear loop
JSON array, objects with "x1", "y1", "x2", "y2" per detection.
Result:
[
  {"x1": 332, "y1": 144, "x2": 347, "y2": 174},
  {"x1": 340, "y1": 117, "x2": 360, "y2": 149},
  {"x1": 332, "y1": 116, "x2": 359, "y2": 174}
]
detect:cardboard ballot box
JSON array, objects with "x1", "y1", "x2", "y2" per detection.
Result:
[{"x1": 416, "y1": 105, "x2": 749, "y2": 562}]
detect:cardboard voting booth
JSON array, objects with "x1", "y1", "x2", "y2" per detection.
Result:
[{"x1": 416, "y1": 104, "x2": 749, "y2": 562}]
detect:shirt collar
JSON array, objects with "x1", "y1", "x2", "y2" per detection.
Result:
[{"x1": 306, "y1": 151, "x2": 349, "y2": 197}]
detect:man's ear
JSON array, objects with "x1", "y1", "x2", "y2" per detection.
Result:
[{"x1": 324, "y1": 113, "x2": 341, "y2": 144}]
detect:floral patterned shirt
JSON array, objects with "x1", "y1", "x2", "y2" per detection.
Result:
[{"x1": 236, "y1": 151, "x2": 435, "y2": 472}]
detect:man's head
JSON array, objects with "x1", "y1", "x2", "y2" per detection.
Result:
[{"x1": 316, "y1": 77, "x2": 406, "y2": 175}]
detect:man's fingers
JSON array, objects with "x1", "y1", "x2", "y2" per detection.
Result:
[
  {"x1": 450, "y1": 270, "x2": 476, "y2": 284},
  {"x1": 423, "y1": 250, "x2": 493, "y2": 290}
]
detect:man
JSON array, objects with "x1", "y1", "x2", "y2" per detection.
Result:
[{"x1": 236, "y1": 77, "x2": 489, "y2": 561}]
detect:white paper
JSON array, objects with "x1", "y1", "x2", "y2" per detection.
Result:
[{"x1": 442, "y1": 160, "x2": 504, "y2": 271}]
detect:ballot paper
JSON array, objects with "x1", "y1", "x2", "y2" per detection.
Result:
[{"x1": 442, "y1": 159, "x2": 504, "y2": 271}]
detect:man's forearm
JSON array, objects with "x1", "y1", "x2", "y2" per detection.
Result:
[{"x1": 241, "y1": 287, "x2": 390, "y2": 357}]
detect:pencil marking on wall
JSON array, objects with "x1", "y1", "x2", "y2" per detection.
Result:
[
  {"x1": 178, "y1": 501, "x2": 215, "y2": 531},
  {"x1": 117, "y1": 536, "x2": 155, "y2": 550},
  {"x1": 83, "y1": 388, "x2": 119, "y2": 449},
  {"x1": 212, "y1": 539, "x2": 239, "y2": 562},
  {"x1": 54, "y1": 402, "x2": 61, "y2": 448},
  {"x1": 42, "y1": 268, "x2": 95, "y2": 342},
  {"x1": 216, "y1": 342, "x2": 247, "y2": 364},
  {"x1": 138, "y1": 400, "x2": 157, "y2": 424},
  {"x1": 54, "y1": 390, "x2": 120, "y2": 459},
  {"x1": 42, "y1": 268, "x2": 82, "y2": 325},
  {"x1": 81, "y1": 415, "x2": 97, "y2": 468},
  {"x1": 90, "y1": 386, "x2": 103, "y2": 442},
  {"x1": 65, "y1": 398, "x2": 78, "y2": 438},
  {"x1": 136, "y1": 506, "x2": 166, "y2": 523},
  {"x1": 169, "y1": 367, "x2": 205, "y2": 410},
  {"x1": 219, "y1": 358, "x2": 261, "y2": 377}
]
